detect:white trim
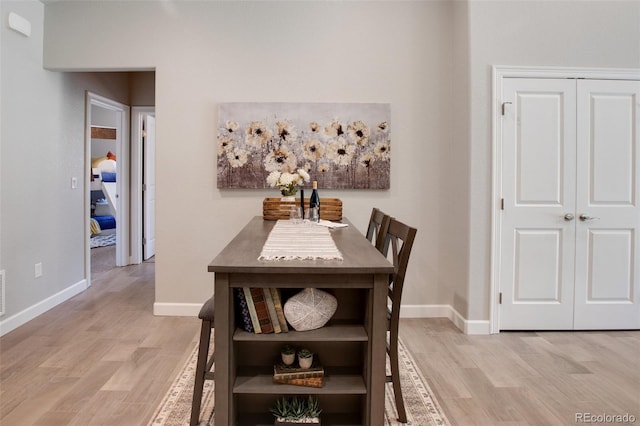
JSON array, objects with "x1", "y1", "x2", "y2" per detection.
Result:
[
  {"x1": 131, "y1": 107, "x2": 155, "y2": 265},
  {"x1": 153, "y1": 302, "x2": 203, "y2": 317},
  {"x1": 0, "y1": 279, "x2": 88, "y2": 336},
  {"x1": 152, "y1": 301, "x2": 492, "y2": 334},
  {"x1": 86, "y1": 92, "x2": 131, "y2": 268},
  {"x1": 401, "y1": 304, "x2": 490, "y2": 335},
  {"x1": 490, "y1": 66, "x2": 640, "y2": 334}
]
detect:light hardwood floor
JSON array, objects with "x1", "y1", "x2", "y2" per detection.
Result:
[{"x1": 1, "y1": 260, "x2": 639, "y2": 425}]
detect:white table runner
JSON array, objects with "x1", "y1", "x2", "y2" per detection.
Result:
[{"x1": 258, "y1": 220, "x2": 343, "y2": 261}]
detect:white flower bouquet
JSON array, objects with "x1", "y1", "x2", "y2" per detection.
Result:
[{"x1": 267, "y1": 169, "x2": 310, "y2": 197}]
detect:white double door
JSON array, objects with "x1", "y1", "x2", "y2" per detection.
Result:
[{"x1": 499, "y1": 78, "x2": 640, "y2": 330}]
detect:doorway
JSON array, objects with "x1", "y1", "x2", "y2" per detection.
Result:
[
  {"x1": 85, "y1": 92, "x2": 130, "y2": 283},
  {"x1": 491, "y1": 68, "x2": 640, "y2": 332}
]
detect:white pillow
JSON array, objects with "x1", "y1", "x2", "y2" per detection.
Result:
[{"x1": 96, "y1": 158, "x2": 116, "y2": 173}]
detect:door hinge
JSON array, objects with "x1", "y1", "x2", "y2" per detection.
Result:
[
  {"x1": 143, "y1": 237, "x2": 147, "y2": 245},
  {"x1": 501, "y1": 101, "x2": 512, "y2": 116},
  {"x1": 142, "y1": 184, "x2": 147, "y2": 191},
  {"x1": 499, "y1": 292, "x2": 502, "y2": 304},
  {"x1": 501, "y1": 198, "x2": 504, "y2": 210}
]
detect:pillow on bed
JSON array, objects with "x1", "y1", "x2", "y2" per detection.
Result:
[{"x1": 94, "y1": 158, "x2": 116, "y2": 173}]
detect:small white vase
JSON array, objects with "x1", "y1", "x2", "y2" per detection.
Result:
[
  {"x1": 298, "y1": 355, "x2": 313, "y2": 369},
  {"x1": 281, "y1": 352, "x2": 295, "y2": 366}
]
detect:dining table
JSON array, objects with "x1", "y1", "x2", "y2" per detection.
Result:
[{"x1": 208, "y1": 216, "x2": 394, "y2": 425}]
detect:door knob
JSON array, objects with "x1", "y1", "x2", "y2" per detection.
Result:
[
  {"x1": 563, "y1": 213, "x2": 574, "y2": 221},
  {"x1": 579, "y1": 214, "x2": 599, "y2": 221}
]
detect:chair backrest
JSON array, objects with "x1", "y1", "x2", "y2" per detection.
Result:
[
  {"x1": 365, "y1": 208, "x2": 391, "y2": 254},
  {"x1": 382, "y1": 218, "x2": 417, "y2": 321}
]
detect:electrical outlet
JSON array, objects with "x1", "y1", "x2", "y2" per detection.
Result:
[{"x1": 35, "y1": 263, "x2": 42, "y2": 278}]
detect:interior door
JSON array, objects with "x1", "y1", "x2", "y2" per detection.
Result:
[
  {"x1": 143, "y1": 114, "x2": 156, "y2": 260},
  {"x1": 499, "y1": 78, "x2": 577, "y2": 330},
  {"x1": 574, "y1": 79, "x2": 640, "y2": 329},
  {"x1": 500, "y1": 77, "x2": 640, "y2": 330}
]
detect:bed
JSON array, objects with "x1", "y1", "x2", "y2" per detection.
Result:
[{"x1": 91, "y1": 155, "x2": 117, "y2": 235}]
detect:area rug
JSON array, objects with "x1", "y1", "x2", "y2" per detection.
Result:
[
  {"x1": 149, "y1": 338, "x2": 449, "y2": 426},
  {"x1": 90, "y1": 234, "x2": 116, "y2": 248}
]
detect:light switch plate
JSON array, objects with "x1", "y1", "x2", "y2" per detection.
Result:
[{"x1": 8, "y1": 12, "x2": 31, "y2": 37}]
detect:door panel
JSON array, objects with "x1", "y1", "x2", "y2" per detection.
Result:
[
  {"x1": 514, "y1": 230, "x2": 562, "y2": 302},
  {"x1": 587, "y1": 230, "x2": 633, "y2": 301},
  {"x1": 499, "y1": 78, "x2": 576, "y2": 330},
  {"x1": 574, "y1": 79, "x2": 640, "y2": 329},
  {"x1": 517, "y1": 94, "x2": 565, "y2": 205}
]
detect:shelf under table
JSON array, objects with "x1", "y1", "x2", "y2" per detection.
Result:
[{"x1": 233, "y1": 374, "x2": 366, "y2": 395}]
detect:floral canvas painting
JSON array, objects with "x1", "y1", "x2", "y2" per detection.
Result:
[{"x1": 217, "y1": 102, "x2": 391, "y2": 189}]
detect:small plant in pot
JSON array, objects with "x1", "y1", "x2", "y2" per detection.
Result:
[
  {"x1": 281, "y1": 344, "x2": 296, "y2": 366},
  {"x1": 297, "y1": 348, "x2": 313, "y2": 369},
  {"x1": 270, "y1": 396, "x2": 322, "y2": 425}
]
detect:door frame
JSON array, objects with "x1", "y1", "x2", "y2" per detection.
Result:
[
  {"x1": 85, "y1": 92, "x2": 130, "y2": 282},
  {"x1": 490, "y1": 66, "x2": 640, "y2": 334},
  {"x1": 131, "y1": 106, "x2": 155, "y2": 265}
]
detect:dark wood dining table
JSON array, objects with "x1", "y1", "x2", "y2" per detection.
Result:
[{"x1": 208, "y1": 216, "x2": 394, "y2": 425}]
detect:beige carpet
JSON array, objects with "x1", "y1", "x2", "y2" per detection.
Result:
[{"x1": 149, "y1": 338, "x2": 449, "y2": 426}]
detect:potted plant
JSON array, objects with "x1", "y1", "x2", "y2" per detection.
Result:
[
  {"x1": 270, "y1": 396, "x2": 322, "y2": 425},
  {"x1": 297, "y1": 348, "x2": 313, "y2": 369},
  {"x1": 281, "y1": 344, "x2": 296, "y2": 366}
]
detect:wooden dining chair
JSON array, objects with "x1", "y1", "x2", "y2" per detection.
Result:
[
  {"x1": 190, "y1": 296, "x2": 215, "y2": 426},
  {"x1": 366, "y1": 208, "x2": 391, "y2": 253},
  {"x1": 381, "y1": 217, "x2": 417, "y2": 424}
]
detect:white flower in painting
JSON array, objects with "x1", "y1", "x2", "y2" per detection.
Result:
[
  {"x1": 358, "y1": 152, "x2": 376, "y2": 168},
  {"x1": 303, "y1": 162, "x2": 312, "y2": 173},
  {"x1": 309, "y1": 121, "x2": 320, "y2": 133},
  {"x1": 303, "y1": 139, "x2": 325, "y2": 162},
  {"x1": 348, "y1": 120, "x2": 370, "y2": 146},
  {"x1": 217, "y1": 135, "x2": 234, "y2": 155},
  {"x1": 324, "y1": 120, "x2": 346, "y2": 139},
  {"x1": 225, "y1": 120, "x2": 239, "y2": 134},
  {"x1": 376, "y1": 121, "x2": 389, "y2": 134},
  {"x1": 318, "y1": 162, "x2": 330, "y2": 173},
  {"x1": 227, "y1": 147, "x2": 249, "y2": 168},
  {"x1": 276, "y1": 120, "x2": 297, "y2": 143},
  {"x1": 326, "y1": 137, "x2": 356, "y2": 166},
  {"x1": 264, "y1": 146, "x2": 298, "y2": 173},
  {"x1": 246, "y1": 121, "x2": 273, "y2": 146},
  {"x1": 374, "y1": 140, "x2": 391, "y2": 160}
]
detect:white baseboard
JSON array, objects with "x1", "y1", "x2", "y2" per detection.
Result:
[
  {"x1": 400, "y1": 304, "x2": 490, "y2": 335},
  {"x1": 153, "y1": 301, "x2": 491, "y2": 335},
  {"x1": 153, "y1": 302, "x2": 203, "y2": 317},
  {"x1": 0, "y1": 279, "x2": 88, "y2": 337}
]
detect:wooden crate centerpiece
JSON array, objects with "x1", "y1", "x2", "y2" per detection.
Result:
[{"x1": 263, "y1": 198, "x2": 342, "y2": 221}]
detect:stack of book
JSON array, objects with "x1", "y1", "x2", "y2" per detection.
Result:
[
  {"x1": 272, "y1": 361, "x2": 324, "y2": 388},
  {"x1": 234, "y1": 287, "x2": 288, "y2": 334}
]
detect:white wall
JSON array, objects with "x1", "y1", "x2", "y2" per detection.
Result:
[
  {"x1": 42, "y1": 1, "x2": 457, "y2": 317},
  {"x1": 0, "y1": 1, "x2": 131, "y2": 333},
  {"x1": 466, "y1": 0, "x2": 640, "y2": 320},
  {"x1": 4, "y1": 0, "x2": 639, "y2": 333}
]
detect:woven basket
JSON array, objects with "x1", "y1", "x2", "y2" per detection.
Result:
[{"x1": 263, "y1": 198, "x2": 342, "y2": 221}]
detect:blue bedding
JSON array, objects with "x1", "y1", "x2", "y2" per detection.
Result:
[
  {"x1": 93, "y1": 215, "x2": 116, "y2": 230},
  {"x1": 102, "y1": 172, "x2": 116, "y2": 182}
]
